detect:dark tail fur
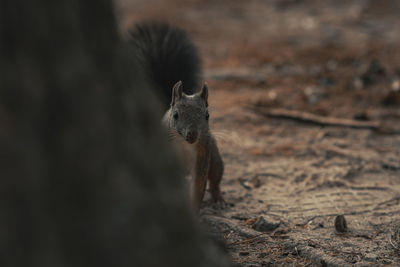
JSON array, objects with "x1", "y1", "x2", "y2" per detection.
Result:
[{"x1": 128, "y1": 22, "x2": 202, "y2": 109}]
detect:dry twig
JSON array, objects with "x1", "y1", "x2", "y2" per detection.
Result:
[
  {"x1": 252, "y1": 107, "x2": 381, "y2": 130},
  {"x1": 227, "y1": 232, "x2": 269, "y2": 246}
]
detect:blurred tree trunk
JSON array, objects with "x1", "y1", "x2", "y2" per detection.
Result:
[{"x1": 0, "y1": 1, "x2": 229, "y2": 266}]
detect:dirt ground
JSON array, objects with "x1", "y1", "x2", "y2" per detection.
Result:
[{"x1": 117, "y1": 0, "x2": 400, "y2": 265}]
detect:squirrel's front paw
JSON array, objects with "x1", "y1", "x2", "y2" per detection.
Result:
[{"x1": 210, "y1": 192, "x2": 229, "y2": 209}]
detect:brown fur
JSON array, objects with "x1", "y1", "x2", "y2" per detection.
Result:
[{"x1": 163, "y1": 81, "x2": 224, "y2": 211}]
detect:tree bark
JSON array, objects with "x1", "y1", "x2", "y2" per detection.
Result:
[{"x1": 0, "y1": 0, "x2": 229, "y2": 266}]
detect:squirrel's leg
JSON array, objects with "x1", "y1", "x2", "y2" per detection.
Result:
[
  {"x1": 192, "y1": 146, "x2": 209, "y2": 211},
  {"x1": 208, "y1": 139, "x2": 225, "y2": 204}
]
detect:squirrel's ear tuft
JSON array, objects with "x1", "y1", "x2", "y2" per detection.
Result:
[
  {"x1": 171, "y1": 81, "x2": 183, "y2": 106},
  {"x1": 199, "y1": 83, "x2": 208, "y2": 107}
]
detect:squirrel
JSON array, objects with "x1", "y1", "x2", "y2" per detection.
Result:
[
  {"x1": 128, "y1": 22, "x2": 224, "y2": 211},
  {"x1": 163, "y1": 81, "x2": 225, "y2": 211}
]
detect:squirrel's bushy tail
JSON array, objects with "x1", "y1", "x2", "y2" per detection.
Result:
[{"x1": 128, "y1": 22, "x2": 202, "y2": 109}]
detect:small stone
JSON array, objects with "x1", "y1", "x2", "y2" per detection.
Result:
[
  {"x1": 304, "y1": 86, "x2": 321, "y2": 104},
  {"x1": 364, "y1": 253, "x2": 378, "y2": 262},
  {"x1": 268, "y1": 90, "x2": 277, "y2": 100},
  {"x1": 253, "y1": 216, "x2": 280, "y2": 232},
  {"x1": 334, "y1": 215, "x2": 348, "y2": 233},
  {"x1": 392, "y1": 79, "x2": 400, "y2": 91},
  {"x1": 239, "y1": 251, "x2": 249, "y2": 256}
]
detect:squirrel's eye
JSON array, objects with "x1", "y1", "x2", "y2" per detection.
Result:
[
  {"x1": 173, "y1": 111, "x2": 179, "y2": 120},
  {"x1": 205, "y1": 111, "x2": 210, "y2": 121}
]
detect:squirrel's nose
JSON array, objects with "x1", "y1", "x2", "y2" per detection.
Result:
[{"x1": 185, "y1": 130, "x2": 197, "y2": 143}]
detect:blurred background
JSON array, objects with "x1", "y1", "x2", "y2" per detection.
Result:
[
  {"x1": 116, "y1": 0, "x2": 400, "y2": 117},
  {"x1": 115, "y1": 1, "x2": 400, "y2": 265}
]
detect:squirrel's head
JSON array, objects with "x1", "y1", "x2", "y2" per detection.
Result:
[{"x1": 169, "y1": 81, "x2": 210, "y2": 144}]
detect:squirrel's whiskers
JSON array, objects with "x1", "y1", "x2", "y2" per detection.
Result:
[{"x1": 212, "y1": 130, "x2": 244, "y2": 148}]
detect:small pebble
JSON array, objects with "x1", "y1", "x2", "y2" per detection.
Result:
[
  {"x1": 392, "y1": 79, "x2": 400, "y2": 91},
  {"x1": 253, "y1": 216, "x2": 280, "y2": 232},
  {"x1": 364, "y1": 253, "x2": 378, "y2": 262},
  {"x1": 334, "y1": 215, "x2": 348, "y2": 233},
  {"x1": 239, "y1": 251, "x2": 249, "y2": 256}
]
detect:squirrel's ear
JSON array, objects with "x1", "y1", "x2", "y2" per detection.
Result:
[
  {"x1": 199, "y1": 83, "x2": 208, "y2": 107},
  {"x1": 171, "y1": 81, "x2": 183, "y2": 106}
]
